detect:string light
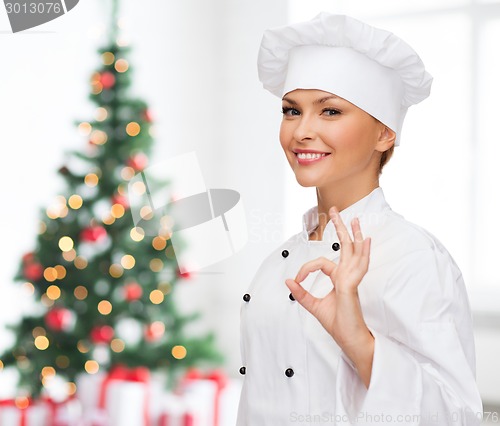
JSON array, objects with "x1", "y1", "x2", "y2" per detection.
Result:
[
  {"x1": 84, "y1": 360, "x2": 99, "y2": 374},
  {"x1": 74, "y1": 286, "x2": 88, "y2": 300},
  {"x1": 43, "y1": 267, "x2": 58, "y2": 282},
  {"x1": 140, "y1": 206, "x2": 153, "y2": 220},
  {"x1": 120, "y1": 166, "x2": 135, "y2": 180},
  {"x1": 74, "y1": 256, "x2": 88, "y2": 270},
  {"x1": 90, "y1": 129, "x2": 108, "y2": 145},
  {"x1": 102, "y1": 213, "x2": 116, "y2": 225},
  {"x1": 34, "y1": 336, "x2": 49, "y2": 350},
  {"x1": 68, "y1": 195, "x2": 83, "y2": 209},
  {"x1": 54, "y1": 265, "x2": 67, "y2": 279},
  {"x1": 121, "y1": 254, "x2": 135, "y2": 269},
  {"x1": 98, "y1": 300, "x2": 112, "y2": 315},
  {"x1": 78, "y1": 122, "x2": 92, "y2": 135},
  {"x1": 152, "y1": 237, "x2": 167, "y2": 250},
  {"x1": 95, "y1": 107, "x2": 108, "y2": 122},
  {"x1": 41, "y1": 294, "x2": 55, "y2": 307},
  {"x1": 23, "y1": 282, "x2": 34, "y2": 295},
  {"x1": 59, "y1": 236, "x2": 74, "y2": 252},
  {"x1": 109, "y1": 263, "x2": 123, "y2": 278},
  {"x1": 111, "y1": 203, "x2": 125, "y2": 218},
  {"x1": 77, "y1": 341, "x2": 90, "y2": 354},
  {"x1": 15, "y1": 397, "x2": 29, "y2": 410},
  {"x1": 149, "y1": 290, "x2": 164, "y2": 305},
  {"x1": 110, "y1": 339, "x2": 125, "y2": 353},
  {"x1": 171, "y1": 345, "x2": 187, "y2": 360},
  {"x1": 149, "y1": 258, "x2": 163, "y2": 272},
  {"x1": 158, "y1": 282, "x2": 172, "y2": 295},
  {"x1": 131, "y1": 181, "x2": 146, "y2": 195},
  {"x1": 84, "y1": 173, "x2": 99, "y2": 187},
  {"x1": 46, "y1": 285, "x2": 61, "y2": 301},
  {"x1": 101, "y1": 51, "x2": 115, "y2": 65},
  {"x1": 62, "y1": 249, "x2": 77, "y2": 262},
  {"x1": 68, "y1": 382, "x2": 77, "y2": 396},
  {"x1": 32, "y1": 327, "x2": 46, "y2": 338},
  {"x1": 126, "y1": 122, "x2": 140, "y2": 137},
  {"x1": 41, "y1": 366, "x2": 56, "y2": 379},
  {"x1": 115, "y1": 58, "x2": 129, "y2": 73},
  {"x1": 130, "y1": 227, "x2": 145, "y2": 242},
  {"x1": 38, "y1": 221, "x2": 47, "y2": 234}
]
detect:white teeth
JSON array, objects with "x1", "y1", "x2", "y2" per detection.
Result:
[{"x1": 297, "y1": 152, "x2": 327, "y2": 159}]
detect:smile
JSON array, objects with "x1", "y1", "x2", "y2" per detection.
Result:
[{"x1": 295, "y1": 152, "x2": 331, "y2": 165}]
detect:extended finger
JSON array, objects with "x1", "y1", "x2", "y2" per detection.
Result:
[
  {"x1": 351, "y1": 217, "x2": 365, "y2": 255},
  {"x1": 285, "y1": 278, "x2": 320, "y2": 316},
  {"x1": 329, "y1": 206, "x2": 353, "y2": 251},
  {"x1": 295, "y1": 256, "x2": 337, "y2": 283}
]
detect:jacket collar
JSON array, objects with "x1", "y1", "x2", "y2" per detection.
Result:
[{"x1": 300, "y1": 187, "x2": 391, "y2": 244}]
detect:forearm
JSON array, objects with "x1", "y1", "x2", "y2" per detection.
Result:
[{"x1": 334, "y1": 291, "x2": 375, "y2": 388}]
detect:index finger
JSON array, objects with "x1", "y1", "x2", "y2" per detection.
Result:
[{"x1": 329, "y1": 206, "x2": 352, "y2": 247}]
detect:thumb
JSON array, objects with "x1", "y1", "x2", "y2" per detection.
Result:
[{"x1": 285, "y1": 278, "x2": 318, "y2": 316}]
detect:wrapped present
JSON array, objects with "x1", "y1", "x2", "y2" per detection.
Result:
[
  {"x1": 76, "y1": 365, "x2": 151, "y2": 426},
  {"x1": 41, "y1": 396, "x2": 82, "y2": 426},
  {"x1": 0, "y1": 398, "x2": 50, "y2": 426},
  {"x1": 157, "y1": 369, "x2": 238, "y2": 426}
]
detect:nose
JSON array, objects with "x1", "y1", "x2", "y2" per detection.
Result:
[{"x1": 292, "y1": 113, "x2": 317, "y2": 142}]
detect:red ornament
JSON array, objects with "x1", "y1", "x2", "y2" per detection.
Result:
[
  {"x1": 141, "y1": 109, "x2": 153, "y2": 123},
  {"x1": 80, "y1": 225, "x2": 107, "y2": 243},
  {"x1": 90, "y1": 325, "x2": 114, "y2": 344},
  {"x1": 144, "y1": 321, "x2": 165, "y2": 342},
  {"x1": 123, "y1": 282, "x2": 143, "y2": 301},
  {"x1": 127, "y1": 153, "x2": 148, "y2": 171},
  {"x1": 100, "y1": 72, "x2": 115, "y2": 90},
  {"x1": 22, "y1": 252, "x2": 35, "y2": 263},
  {"x1": 45, "y1": 308, "x2": 74, "y2": 332},
  {"x1": 24, "y1": 262, "x2": 44, "y2": 281},
  {"x1": 111, "y1": 194, "x2": 129, "y2": 209}
]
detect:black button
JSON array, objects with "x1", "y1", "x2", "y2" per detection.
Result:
[
  {"x1": 332, "y1": 242, "x2": 340, "y2": 251},
  {"x1": 239, "y1": 366, "x2": 246, "y2": 375},
  {"x1": 289, "y1": 293, "x2": 295, "y2": 301},
  {"x1": 282, "y1": 250, "x2": 289, "y2": 258},
  {"x1": 243, "y1": 293, "x2": 251, "y2": 302},
  {"x1": 285, "y1": 368, "x2": 294, "y2": 377}
]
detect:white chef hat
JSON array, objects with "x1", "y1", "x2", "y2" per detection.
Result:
[{"x1": 257, "y1": 12, "x2": 433, "y2": 146}]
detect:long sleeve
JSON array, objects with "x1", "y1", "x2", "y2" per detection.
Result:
[{"x1": 335, "y1": 247, "x2": 483, "y2": 425}]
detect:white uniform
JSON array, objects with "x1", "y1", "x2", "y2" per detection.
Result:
[{"x1": 236, "y1": 187, "x2": 483, "y2": 425}]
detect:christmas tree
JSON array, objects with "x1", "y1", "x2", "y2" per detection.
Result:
[{"x1": 0, "y1": 0, "x2": 223, "y2": 398}]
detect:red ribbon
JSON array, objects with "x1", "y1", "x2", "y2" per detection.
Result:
[
  {"x1": 0, "y1": 398, "x2": 32, "y2": 426},
  {"x1": 180, "y1": 368, "x2": 228, "y2": 426},
  {"x1": 41, "y1": 395, "x2": 77, "y2": 426},
  {"x1": 98, "y1": 364, "x2": 151, "y2": 426}
]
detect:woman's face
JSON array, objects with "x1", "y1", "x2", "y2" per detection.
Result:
[{"x1": 279, "y1": 89, "x2": 392, "y2": 189}]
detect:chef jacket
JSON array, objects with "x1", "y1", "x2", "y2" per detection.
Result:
[{"x1": 236, "y1": 187, "x2": 483, "y2": 425}]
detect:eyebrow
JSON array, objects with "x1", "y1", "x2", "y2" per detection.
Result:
[{"x1": 282, "y1": 95, "x2": 340, "y2": 105}]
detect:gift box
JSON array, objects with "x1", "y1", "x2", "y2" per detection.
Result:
[
  {"x1": 76, "y1": 365, "x2": 152, "y2": 426},
  {"x1": 0, "y1": 398, "x2": 49, "y2": 426},
  {"x1": 157, "y1": 369, "x2": 241, "y2": 426},
  {"x1": 41, "y1": 396, "x2": 82, "y2": 426}
]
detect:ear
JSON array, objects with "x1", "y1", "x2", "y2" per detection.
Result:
[{"x1": 375, "y1": 125, "x2": 396, "y2": 153}]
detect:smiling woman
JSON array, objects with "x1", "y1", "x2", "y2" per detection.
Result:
[{"x1": 236, "y1": 12, "x2": 483, "y2": 426}]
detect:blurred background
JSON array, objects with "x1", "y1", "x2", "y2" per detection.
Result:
[{"x1": 0, "y1": 0, "x2": 499, "y2": 421}]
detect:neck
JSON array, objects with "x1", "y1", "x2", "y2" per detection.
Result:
[{"x1": 309, "y1": 176, "x2": 379, "y2": 241}]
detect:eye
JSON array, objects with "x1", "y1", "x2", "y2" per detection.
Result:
[
  {"x1": 322, "y1": 108, "x2": 341, "y2": 116},
  {"x1": 281, "y1": 107, "x2": 300, "y2": 116}
]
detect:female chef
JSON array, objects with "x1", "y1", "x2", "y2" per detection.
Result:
[{"x1": 236, "y1": 12, "x2": 483, "y2": 426}]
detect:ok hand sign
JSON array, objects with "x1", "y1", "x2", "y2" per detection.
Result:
[{"x1": 285, "y1": 206, "x2": 374, "y2": 386}]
